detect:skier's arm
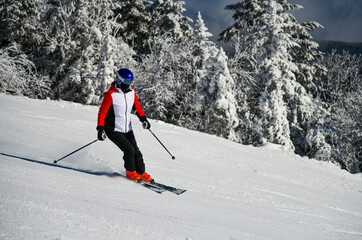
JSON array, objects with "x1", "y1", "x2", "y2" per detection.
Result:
[
  {"x1": 97, "y1": 92, "x2": 112, "y2": 127},
  {"x1": 133, "y1": 91, "x2": 150, "y2": 129},
  {"x1": 133, "y1": 91, "x2": 146, "y2": 119}
]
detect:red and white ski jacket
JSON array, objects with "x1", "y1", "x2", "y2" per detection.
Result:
[{"x1": 97, "y1": 82, "x2": 146, "y2": 133}]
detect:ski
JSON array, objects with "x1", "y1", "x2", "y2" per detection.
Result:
[
  {"x1": 114, "y1": 173, "x2": 165, "y2": 194},
  {"x1": 149, "y1": 181, "x2": 186, "y2": 195},
  {"x1": 139, "y1": 181, "x2": 165, "y2": 194},
  {"x1": 113, "y1": 172, "x2": 186, "y2": 195}
]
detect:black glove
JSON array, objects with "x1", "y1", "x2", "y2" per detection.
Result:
[
  {"x1": 96, "y1": 126, "x2": 106, "y2": 141},
  {"x1": 140, "y1": 116, "x2": 151, "y2": 129}
]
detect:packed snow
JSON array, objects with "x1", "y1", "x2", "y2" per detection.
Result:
[{"x1": 1, "y1": 93, "x2": 361, "y2": 240}]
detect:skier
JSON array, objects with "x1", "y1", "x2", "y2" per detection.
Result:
[{"x1": 96, "y1": 68, "x2": 153, "y2": 182}]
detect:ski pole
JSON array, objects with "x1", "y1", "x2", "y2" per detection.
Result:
[
  {"x1": 148, "y1": 129, "x2": 175, "y2": 160},
  {"x1": 53, "y1": 139, "x2": 98, "y2": 164}
]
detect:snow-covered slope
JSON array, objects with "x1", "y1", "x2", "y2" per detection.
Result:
[{"x1": 1, "y1": 93, "x2": 361, "y2": 240}]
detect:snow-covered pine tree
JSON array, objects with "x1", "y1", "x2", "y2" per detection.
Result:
[
  {"x1": 287, "y1": 8, "x2": 325, "y2": 92},
  {"x1": 226, "y1": 33, "x2": 258, "y2": 144},
  {"x1": 0, "y1": 0, "x2": 45, "y2": 53},
  {"x1": 41, "y1": 0, "x2": 136, "y2": 104},
  {"x1": 132, "y1": 0, "x2": 194, "y2": 122},
  {"x1": 117, "y1": 0, "x2": 193, "y2": 55},
  {"x1": 192, "y1": 12, "x2": 239, "y2": 141},
  {"x1": 148, "y1": 0, "x2": 193, "y2": 41},
  {"x1": 134, "y1": 32, "x2": 195, "y2": 123},
  {"x1": 117, "y1": 0, "x2": 152, "y2": 55},
  {"x1": 219, "y1": 0, "x2": 333, "y2": 161}
]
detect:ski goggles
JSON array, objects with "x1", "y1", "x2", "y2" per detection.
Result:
[{"x1": 116, "y1": 73, "x2": 133, "y2": 85}]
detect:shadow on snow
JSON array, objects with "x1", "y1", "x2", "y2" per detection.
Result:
[{"x1": 0, "y1": 152, "x2": 118, "y2": 177}]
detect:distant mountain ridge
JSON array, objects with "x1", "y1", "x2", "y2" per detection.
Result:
[{"x1": 317, "y1": 41, "x2": 362, "y2": 55}]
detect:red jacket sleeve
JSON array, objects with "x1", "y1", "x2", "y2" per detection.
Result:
[
  {"x1": 133, "y1": 91, "x2": 146, "y2": 118},
  {"x1": 97, "y1": 92, "x2": 113, "y2": 126}
]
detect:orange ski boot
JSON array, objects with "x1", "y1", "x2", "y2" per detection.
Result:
[
  {"x1": 140, "y1": 172, "x2": 154, "y2": 183},
  {"x1": 126, "y1": 170, "x2": 141, "y2": 181}
]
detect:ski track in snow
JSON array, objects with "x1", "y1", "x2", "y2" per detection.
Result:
[{"x1": 1, "y1": 93, "x2": 362, "y2": 240}]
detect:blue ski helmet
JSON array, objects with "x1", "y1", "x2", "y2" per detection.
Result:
[{"x1": 116, "y1": 68, "x2": 133, "y2": 85}]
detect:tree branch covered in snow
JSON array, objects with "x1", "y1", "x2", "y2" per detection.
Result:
[
  {"x1": 0, "y1": 45, "x2": 50, "y2": 98},
  {"x1": 315, "y1": 50, "x2": 362, "y2": 173}
]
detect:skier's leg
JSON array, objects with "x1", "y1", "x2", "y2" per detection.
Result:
[
  {"x1": 124, "y1": 131, "x2": 145, "y2": 174},
  {"x1": 105, "y1": 130, "x2": 136, "y2": 171}
]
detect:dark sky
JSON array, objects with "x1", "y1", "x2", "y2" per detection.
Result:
[{"x1": 182, "y1": 0, "x2": 362, "y2": 43}]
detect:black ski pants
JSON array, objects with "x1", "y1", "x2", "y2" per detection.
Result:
[{"x1": 105, "y1": 129, "x2": 145, "y2": 174}]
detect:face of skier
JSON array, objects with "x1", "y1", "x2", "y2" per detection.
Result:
[{"x1": 115, "y1": 77, "x2": 131, "y2": 91}]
